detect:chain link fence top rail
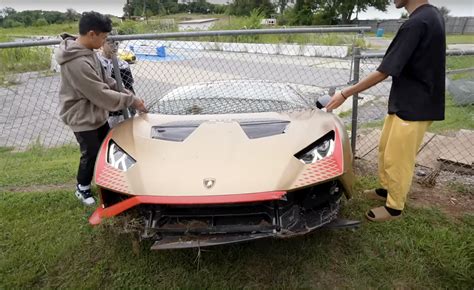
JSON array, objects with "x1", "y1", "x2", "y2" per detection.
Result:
[
  {"x1": 1, "y1": 27, "x2": 472, "y2": 179},
  {"x1": 352, "y1": 49, "x2": 474, "y2": 177}
]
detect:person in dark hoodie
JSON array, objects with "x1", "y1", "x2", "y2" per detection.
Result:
[{"x1": 55, "y1": 11, "x2": 147, "y2": 206}]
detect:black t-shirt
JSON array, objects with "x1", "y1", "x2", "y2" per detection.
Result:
[{"x1": 377, "y1": 4, "x2": 446, "y2": 121}]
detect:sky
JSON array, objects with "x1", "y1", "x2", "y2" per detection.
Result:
[
  {"x1": 0, "y1": 0, "x2": 473, "y2": 19},
  {"x1": 358, "y1": 0, "x2": 474, "y2": 19}
]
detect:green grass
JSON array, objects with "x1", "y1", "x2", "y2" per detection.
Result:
[
  {"x1": 0, "y1": 23, "x2": 77, "y2": 39},
  {"x1": 0, "y1": 35, "x2": 12, "y2": 42},
  {"x1": 359, "y1": 94, "x2": 473, "y2": 133},
  {"x1": 0, "y1": 45, "x2": 52, "y2": 86},
  {"x1": 1, "y1": 188, "x2": 472, "y2": 288},
  {"x1": 447, "y1": 181, "x2": 473, "y2": 196},
  {"x1": 446, "y1": 34, "x2": 474, "y2": 44},
  {"x1": 0, "y1": 145, "x2": 79, "y2": 188},
  {"x1": 0, "y1": 147, "x2": 473, "y2": 289},
  {"x1": 447, "y1": 55, "x2": 474, "y2": 80},
  {"x1": 429, "y1": 94, "x2": 474, "y2": 133},
  {"x1": 0, "y1": 46, "x2": 51, "y2": 73},
  {"x1": 447, "y1": 55, "x2": 474, "y2": 71},
  {"x1": 383, "y1": 32, "x2": 474, "y2": 44}
]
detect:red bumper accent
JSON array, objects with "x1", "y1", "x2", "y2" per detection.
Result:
[{"x1": 89, "y1": 191, "x2": 287, "y2": 225}]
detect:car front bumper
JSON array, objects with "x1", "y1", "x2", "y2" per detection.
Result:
[{"x1": 92, "y1": 180, "x2": 345, "y2": 249}]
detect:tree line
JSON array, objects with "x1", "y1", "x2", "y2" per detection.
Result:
[
  {"x1": 122, "y1": 0, "x2": 227, "y2": 18},
  {"x1": 0, "y1": 8, "x2": 81, "y2": 28},
  {"x1": 123, "y1": 0, "x2": 392, "y2": 25},
  {"x1": 1, "y1": 1, "x2": 452, "y2": 30}
]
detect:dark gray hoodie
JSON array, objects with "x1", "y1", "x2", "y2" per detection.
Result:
[{"x1": 55, "y1": 36, "x2": 137, "y2": 132}]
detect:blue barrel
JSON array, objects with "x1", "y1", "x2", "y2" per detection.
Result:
[
  {"x1": 156, "y1": 46, "x2": 166, "y2": 57},
  {"x1": 376, "y1": 28, "x2": 384, "y2": 37}
]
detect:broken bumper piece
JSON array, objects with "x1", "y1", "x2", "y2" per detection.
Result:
[{"x1": 94, "y1": 181, "x2": 347, "y2": 249}]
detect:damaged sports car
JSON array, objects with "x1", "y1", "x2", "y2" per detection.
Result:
[{"x1": 90, "y1": 80, "x2": 355, "y2": 249}]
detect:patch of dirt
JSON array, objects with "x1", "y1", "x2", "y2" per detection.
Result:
[
  {"x1": 409, "y1": 181, "x2": 474, "y2": 218},
  {"x1": 355, "y1": 159, "x2": 474, "y2": 217}
]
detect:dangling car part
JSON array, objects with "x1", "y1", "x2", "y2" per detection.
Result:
[{"x1": 91, "y1": 80, "x2": 356, "y2": 249}]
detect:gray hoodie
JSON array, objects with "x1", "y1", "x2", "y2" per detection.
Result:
[{"x1": 55, "y1": 36, "x2": 137, "y2": 132}]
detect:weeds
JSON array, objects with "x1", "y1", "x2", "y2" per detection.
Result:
[{"x1": 0, "y1": 147, "x2": 473, "y2": 288}]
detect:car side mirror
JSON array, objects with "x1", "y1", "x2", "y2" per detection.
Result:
[{"x1": 316, "y1": 87, "x2": 336, "y2": 110}]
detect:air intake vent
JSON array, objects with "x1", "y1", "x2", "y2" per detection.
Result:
[
  {"x1": 239, "y1": 119, "x2": 290, "y2": 139},
  {"x1": 151, "y1": 121, "x2": 203, "y2": 142}
]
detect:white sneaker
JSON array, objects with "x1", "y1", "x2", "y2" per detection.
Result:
[{"x1": 75, "y1": 185, "x2": 96, "y2": 206}]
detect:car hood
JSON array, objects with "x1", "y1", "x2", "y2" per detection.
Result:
[{"x1": 95, "y1": 109, "x2": 351, "y2": 197}]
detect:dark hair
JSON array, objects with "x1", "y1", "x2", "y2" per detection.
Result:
[{"x1": 78, "y1": 11, "x2": 112, "y2": 35}]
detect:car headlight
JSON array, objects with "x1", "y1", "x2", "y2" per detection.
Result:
[
  {"x1": 295, "y1": 131, "x2": 335, "y2": 164},
  {"x1": 107, "y1": 141, "x2": 136, "y2": 171}
]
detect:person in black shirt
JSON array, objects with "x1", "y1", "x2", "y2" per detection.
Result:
[{"x1": 326, "y1": 0, "x2": 445, "y2": 222}]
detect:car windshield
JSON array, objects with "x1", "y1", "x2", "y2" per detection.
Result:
[{"x1": 148, "y1": 80, "x2": 313, "y2": 115}]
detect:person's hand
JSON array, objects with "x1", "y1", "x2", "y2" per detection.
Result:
[
  {"x1": 132, "y1": 98, "x2": 148, "y2": 113},
  {"x1": 325, "y1": 91, "x2": 347, "y2": 111}
]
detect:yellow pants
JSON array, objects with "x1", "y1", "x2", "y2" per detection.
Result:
[{"x1": 378, "y1": 114, "x2": 432, "y2": 210}]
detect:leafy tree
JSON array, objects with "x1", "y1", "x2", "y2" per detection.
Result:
[
  {"x1": 280, "y1": 0, "x2": 315, "y2": 26},
  {"x1": 43, "y1": 11, "x2": 66, "y2": 24},
  {"x1": 289, "y1": 0, "x2": 390, "y2": 25},
  {"x1": 277, "y1": 0, "x2": 288, "y2": 14},
  {"x1": 187, "y1": 0, "x2": 213, "y2": 14},
  {"x1": 1, "y1": 9, "x2": 80, "y2": 28},
  {"x1": 315, "y1": 0, "x2": 390, "y2": 24},
  {"x1": 438, "y1": 6, "x2": 450, "y2": 20},
  {"x1": 123, "y1": 0, "x2": 133, "y2": 19},
  {"x1": 228, "y1": 0, "x2": 275, "y2": 17},
  {"x1": 2, "y1": 7, "x2": 17, "y2": 17},
  {"x1": 65, "y1": 9, "x2": 81, "y2": 22},
  {"x1": 33, "y1": 18, "x2": 49, "y2": 26},
  {"x1": 3, "y1": 19, "x2": 23, "y2": 28},
  {"x1": 123, "y1": 0, "x2": 226, "y2": 17}
]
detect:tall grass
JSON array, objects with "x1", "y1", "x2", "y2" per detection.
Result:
[
  {"x1": 0, "y1": 46, "x2": 52, "y2": 74},
  {"x1": 0, "y1": 23, "x2": 76, "y2": 38}
]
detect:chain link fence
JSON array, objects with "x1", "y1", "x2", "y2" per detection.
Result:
[
  {"x1": 0, "y1": 27, "x2": 472, "y2": 188},
  {"x1": 352, "y1": 49, "x2": 474, "y2": 184}
]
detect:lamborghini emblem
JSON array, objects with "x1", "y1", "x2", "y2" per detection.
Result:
[{"x1": 203, "y1": 178, "x2": 216, "y2": 189}]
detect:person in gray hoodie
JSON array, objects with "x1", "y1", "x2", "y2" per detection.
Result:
[{"x1": 55, "y1": 11, "x2": 147, "y2": 206}]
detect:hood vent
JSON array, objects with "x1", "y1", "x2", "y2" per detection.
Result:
[
  {"x1": 151, "y1": 119, "x2": 290, "y2": 142},
  {"x1": 239, "y1": 119, "x2": 290, "y2": 139},
  {"x1": 151, "y1": 121, "x2": 203, "y2": 142}
]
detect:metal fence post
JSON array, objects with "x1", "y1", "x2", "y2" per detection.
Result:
[
  {"x1": 350, "y1": 47, "x2": 361, "y2": 156},
  {"x1": 111, "y1": 55, "x2": 131, "y2": 119}
]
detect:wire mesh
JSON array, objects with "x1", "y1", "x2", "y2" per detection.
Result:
[
  {"x1": 353, "y1": 50, "x2": 474, "y2": 182},
  {"x1": 0, "y1": 29, "x2": 472, "y2": 190},
  {"x1": 1, "y1": 30, "x2": 360, "y2": 151}
]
